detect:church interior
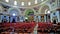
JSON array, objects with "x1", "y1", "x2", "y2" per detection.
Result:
[{"x1": 0, "y1": 0, "x2": 60, "y2": 34}]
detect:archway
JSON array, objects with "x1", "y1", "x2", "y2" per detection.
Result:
[
  {"x1": 8, "y1": 8, "x2": 20, "y2": 22},
  {"x1": 25, "y1": 9, "x2": 34, "y2": 21},
  {"x1": 40, "y1": 5, "x2": 50, "y2": 14},
  {"x1": 39, "y1": 5, "x2": 50, "y2": 22}
]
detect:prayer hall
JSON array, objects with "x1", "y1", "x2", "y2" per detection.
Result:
[{"x1": 0, "y1": 0, "x2": 60, "y2": 34}]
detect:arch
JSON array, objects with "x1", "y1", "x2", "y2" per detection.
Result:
[
  {"x1": 39, "y1": 4, "x2": 50, "y2": 14},
  {"x1": 24, "y1": 9, "x2": 35, "y2": 16},
  {"x1": 8, "y1": 8, "x2": 21, "y2": 22},
  {"x1": 24, "y1": 9, "x2": 35, "y2": 21},
  {"x1": 8, "y1": 7, "x2": 21, "y2": 16}
]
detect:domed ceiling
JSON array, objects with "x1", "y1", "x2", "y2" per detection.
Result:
[{"x1": 0, "y1": 0, "x2": 48, "y2": 8}]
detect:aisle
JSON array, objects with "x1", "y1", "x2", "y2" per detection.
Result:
[{"x1": 33, "y1": 23, "x2": 38, "y2": 34}]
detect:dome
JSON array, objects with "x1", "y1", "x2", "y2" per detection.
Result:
[{"x1": 0, "y1": 0, "x2": 47, "y2": 8}]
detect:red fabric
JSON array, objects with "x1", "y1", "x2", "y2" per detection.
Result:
[
  {"x1": 38, "y1": 22, "x2": 53, "y2": 31},
  {"x1": 2, "y1": 22, "x2": 36, "y2": 32}
]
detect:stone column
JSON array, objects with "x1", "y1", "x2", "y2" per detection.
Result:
[
  {"x1": 0, "y1": 15, "x2": 1, "y2": 23},
  {"x1": 44, "y1": 15, "x2": 46, "y2": 22},
  {"x1": 56, "y1": 9, "x2": 60, "y2": 23}
]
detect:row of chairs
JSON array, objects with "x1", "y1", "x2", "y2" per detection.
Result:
[
  {"x1": 0, "y1": 22, "x2": 36, "y2": 33},
  {"x1": 0, "y1": 22, "x2": 60, "y2": 34},
  {"x1": 1, "y1": 32, "x2": 33, "y2": 34},
  {"x1": 38, "y1": 22, "x2": 60, "y2": 32}
]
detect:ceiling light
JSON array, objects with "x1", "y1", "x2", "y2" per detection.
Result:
[
  {"x1": 14, "y1": 1, "x2": 17, "y2": 5},
  {"x1": 21, "y1": 2, "x2": 24, "y2": 6},
  {"x1": 28, "y1": 2, "x2": 31, "y2": 6},
  {"x1": 5, "y1": 0, "x2": 9, "y2": 2},
  {"x1": 35, "y1": 0, "x2": 38, "y2": 4}
]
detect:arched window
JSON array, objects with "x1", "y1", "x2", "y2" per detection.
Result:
[
  {"x1": 5, "y1": 0, "x2": 9, "y2": 2},
  {"x1": 25, "y1": 9, "x2": 34, "y2": 16},
  {"x1": 21, "y1": 2, "x2": 24, "y2": 6},
  {"x1": 14, "y1": 1, "x2": 17, "y2": 5},
  {"x1": 35, "y1": 0, "x2": 37, "y2": 4},
  {"x1": 28, "y1": 2, "x2": 31, "y2": 6}
]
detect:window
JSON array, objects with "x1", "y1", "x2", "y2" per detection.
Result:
[
  {"x1": 5, "y1": 0, "x2": 9, "y2": 2},
  {"x1": 35, "y1": 0, "x2": 37, "y2": 4},
  {"x1": 28, "y1": 2, "x2": 31, "y2": 6},
  {"x1": 41, "y1": 0, "x2": 43, "y2": 1},
  {"x1": 21, "y1": 2, "x2": 24, "y2": 6},
  {"x1": 14, "y1": 1, "x2": 17, "y2": 5}
]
